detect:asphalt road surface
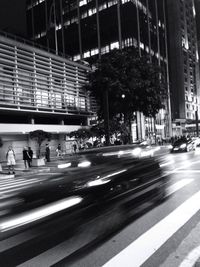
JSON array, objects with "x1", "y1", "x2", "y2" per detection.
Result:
[{"x1": 1, "y1": 148, "x2": 200, "y2": 267}]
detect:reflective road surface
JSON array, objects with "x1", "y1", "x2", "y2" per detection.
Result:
[{"x1": 1, "y1": 146, "x2": 200, "y2": 267}]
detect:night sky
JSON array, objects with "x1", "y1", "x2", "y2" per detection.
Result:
[{"x1": 0, "y1": 0, "x2": 27, "y2": 37}]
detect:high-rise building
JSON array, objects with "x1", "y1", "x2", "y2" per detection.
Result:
[
  {"x1": 27, "y1": 0, "x2": 171, "y2": 140},
  {"x1": 27, "y1": 1, "x2": 167, "y2": 62},
  {"x1": 195, "y1": 0, "x2": 200, "y2": 67},
  {"x1": 166, "y1": 0, "x2": 200, "y2": 135}
]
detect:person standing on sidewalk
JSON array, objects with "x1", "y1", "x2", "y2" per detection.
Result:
[
  {"x1": 72, "y1": 142, "x2": 77, "y2": 154},
  {"x1": 45, "y1": 144, "x2": 50, "y2": 162},
  {"x1": 23, "y1": 147, "x2": 30, "y2": 169},
  {"x1": 28, "y1": 147, "x2": 33, "y2": 167},
  {"x1": 6, "y1": 146, "x2": 16, "y2": 174},
  {"x1": 56, "y1": 144, "x2": 62, "y2": 158}
]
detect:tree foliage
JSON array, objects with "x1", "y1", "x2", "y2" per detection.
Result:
[
  {"x1": 29, "y1": 130, "x2": 51, "y2": 158},
  {"x1": 66, "y1": 128, "x2": 92, "y2": 140},
  {"x1": 85, "y1": 48, "x2": 167, "y2": 120},
  {"x1": 90, "y1": 119, "x2": 129, "y2": 141}
]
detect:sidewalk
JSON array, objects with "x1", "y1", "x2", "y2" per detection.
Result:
[{"x1": 0, "y1": 145, "x2": 171, "y2": 179}]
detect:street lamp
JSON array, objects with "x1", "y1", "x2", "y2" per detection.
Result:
[{"x1": 121, "y1": 94, "x2": 125, "y2": 99}]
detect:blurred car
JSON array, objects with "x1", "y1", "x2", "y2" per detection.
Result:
[
  {"x1": 0, "y1": 149, "x2": 167, "y2": 240},
  {"x1": 171, "y1": 138, "x2": 196, "y2": 152},
  {"x1": 192, "y1": 137, "x2": 200, "y2": 147}
]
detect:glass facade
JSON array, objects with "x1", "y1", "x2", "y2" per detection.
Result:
[
  {"x1": 26, "y1": 0, "x2": 167, "y2": 66},
  {"x1": 167, "y1": 0, "x2": 200, "y2": 125},
  {"x1": 0, "y1": 33, "x2": 95, "y2": 122}
]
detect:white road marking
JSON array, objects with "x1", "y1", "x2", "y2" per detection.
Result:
[
  {"x1": 103, "y1": 190, "x2": 200, "y2": 267},
  {"x1": 160, "y1": 160, "x2": 174, "y2": 168},
  {"x1": 167, "y1": 178, "x2": 194, "y2": 196},
  {"x1": 179, "y1": 245, "x2": 200, "y2": 267},
  {"x1": 171, "y1": 170, "x2": 200, "y2": 173}
]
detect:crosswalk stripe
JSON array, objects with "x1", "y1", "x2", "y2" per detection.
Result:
[
  {"x1": 167, "y1": 178, "x2": 194, "y2": 196},
  {"x1": 0, "y1": 179, "x2": 38, "y2": 186},
  {"x1": 15, "y1": 178, "x2": 195, "y2": 266},
  {"x1": 0, "y1": 178, "x2": 45, "y2": 195},
  {"x1": 103, "y1": 190, "x2": 200, "y2": 267}
]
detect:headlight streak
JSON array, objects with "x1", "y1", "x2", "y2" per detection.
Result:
[
  {"x1": 86, "y1": 179, "x2": 111, "y2": 187},
  {"x1": 132, "y1": 148, "x2": 142, "y2": 156},
  {"x1": 57, "y1": 163, "x2": 71, "y2": 169},
  {"x1": 180, "y1": 143, "x2": 187, "y2": 149},
  {"x1": 78, "y1": 161, "x2": 91, "y2": 168},
  {"x1": 86, "y1": 169, "x2": 127, "y2": 187},
  {"x1": 160, "y1": 160, "x2": 175, "y2": 168},
  {"x1": 0, "y1": 196, "x2": 82, "y2": 232}
]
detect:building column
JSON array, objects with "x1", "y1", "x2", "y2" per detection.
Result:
[
  {"x1": 60, "y1": 0, "x2": 65, "y2": 56},
  {"x1": 77, "y1": 0, "x2": 83, "y2": 59},
  {"x1": 163, "y1": 0, "x2": 172, "y2": 137},
  {"x1": 136, "y1": 0, "x2": 141, "y2": 56},
  {"x1": 95, "y1": 0, "x2": 101, "y2": 59},
  {"x1": 117, "y1": 0, "x2": 122, "y2": 49},
  {"x1": 146, "y1": 0, "x2": 152, "y2": 61}
]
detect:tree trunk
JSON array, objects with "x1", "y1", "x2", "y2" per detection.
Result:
[{"x1": 103, "y1": 90, "x2": 110, "y2": 146}]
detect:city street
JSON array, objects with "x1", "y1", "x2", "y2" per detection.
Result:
[{"x1": 1, "y1": 148, "x2": 200, "y2": 266}]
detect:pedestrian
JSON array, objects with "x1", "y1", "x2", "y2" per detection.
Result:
[
  {"x1": 28, "y1": 147, "x2": 33, "y2": 167},
  {"x1": 23, "y1": 147, "x2": 30, "y2": 169},
  {"x1": 56, "y1": 144, "x2": 62, "y2": 157},
  {"x1": 45, "y1": 144, "x2": 50, "y2": 162},
  {"x1": 6, "y1": 146, "x2": 16, "y2": 174},
  {"x1": 72, "y1": 142, "x2": 77, "y2": 154}
]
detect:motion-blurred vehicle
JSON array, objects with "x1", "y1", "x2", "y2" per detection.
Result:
[
  {"x1": 171, "y1": 138, "x2": 196, "y2": 152},
  {"x1": 192, "y1": 137, "x2": 200, "y2": 147},
  {"x1": 0, "y1": 147, "x2": 167, "y2": 240}
]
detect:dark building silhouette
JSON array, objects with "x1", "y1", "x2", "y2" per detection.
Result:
[{"x1": 0, "y1": 0, "x2": 27, "y2": 37}]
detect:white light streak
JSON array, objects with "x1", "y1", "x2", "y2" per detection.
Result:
[
  {"x1": 0, "y1": 196, "x2": 82, "y2": 232},
  {"x1": 57, "y1": 163, "x2": 71, "y2": 169},
  {"x1": 78, "y1": 161, "x2": 91, "y2": 168}
]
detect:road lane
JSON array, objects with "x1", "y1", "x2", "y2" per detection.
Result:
[{"x1": 1, "y1": 150, "x2": 200, "y2": 266}]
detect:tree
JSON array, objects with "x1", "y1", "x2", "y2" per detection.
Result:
[
  {"x1": 91, "y1": 119, "x2": 129, "y2": 143},
  {"x1": 85, "y1": 48, "x2": 167, "y2": 122},
  {"x1": 67, "y1": 128, "x2": 92, "y2": 140},
  {"x1": 29, "y1": 130, "x2": 51, "y2": 158}
]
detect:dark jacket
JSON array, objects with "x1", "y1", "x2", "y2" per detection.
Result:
[
  {"x1": 28, "y1": 148, "x2": 33, "y2": 159},
  {"x1": 23, "y1": 150, "x2": 30, "y2": 161}
]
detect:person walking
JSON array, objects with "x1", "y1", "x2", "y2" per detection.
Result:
[
  {"x1": 56, "y1": 144, "x2": 62, "y2": 157},
  {"x1": 45, "y1": 144, "x2": 50, "y2": 162},
  {"x1": 28, "y1": 147, "x2": 33, "y2": 167},
  {"x1": 23, "y1": 147, "x2": 30, "y2": 169},
  {"x1": 6, "y1": 146, "x2": 16, "y2": 174}
]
